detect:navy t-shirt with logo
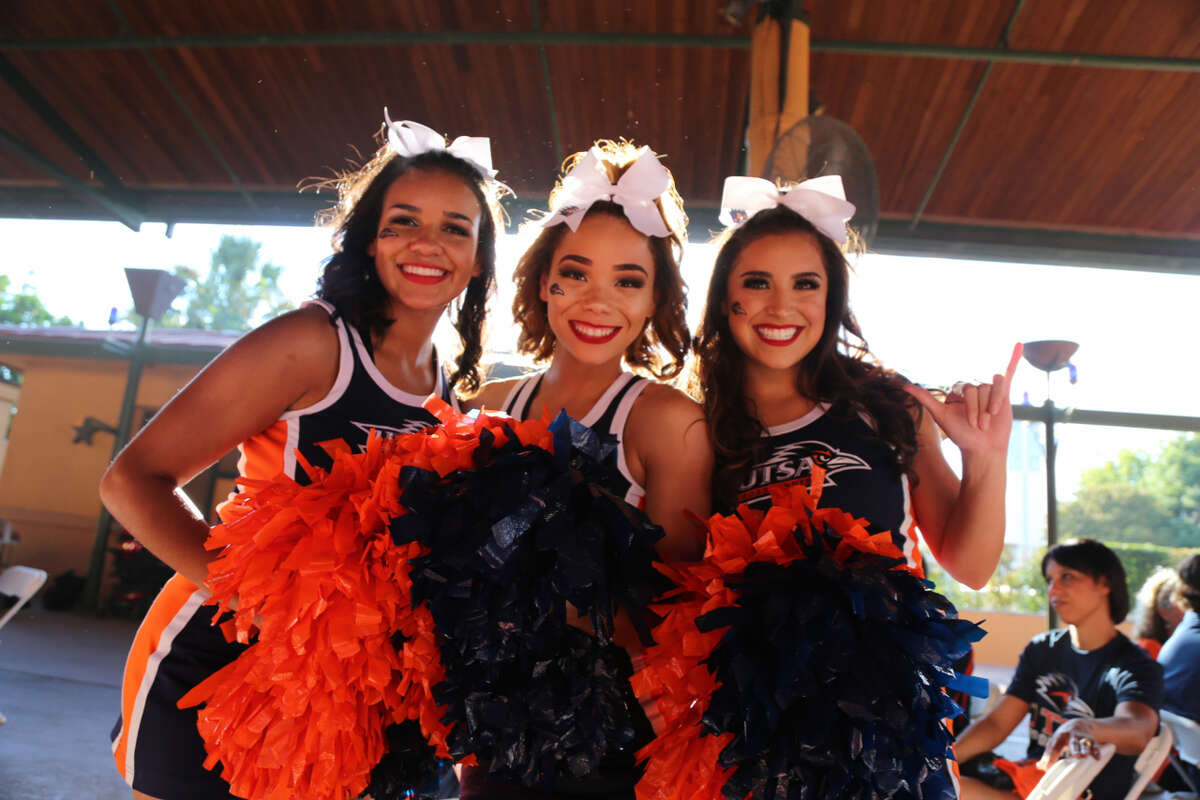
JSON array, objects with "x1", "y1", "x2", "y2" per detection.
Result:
[{"x1": 1006, "y1": 629, "x2": 1163, "y2": 800}]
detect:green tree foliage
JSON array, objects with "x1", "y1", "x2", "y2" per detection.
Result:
[
  {"x1": 0, "y1": 274, "x2": 76, "y2": 326},
  {"x1": 157, "y1": 236, "x2": 293, "y2": 331},
  {"x1": 934, "y1": 434, "x2": 1199, "y2": 613},
  {"x1": 926, "y1": 547, "x2": 1046, "y2": 614},
  {"x1": 1060, "y1": 434, "x2": 1200, "y2": 548}
]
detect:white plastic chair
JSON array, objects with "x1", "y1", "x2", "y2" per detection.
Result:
[
  {"x1": 0, "y1": 564, "x2": 46, "y2": 631},
  {"x1": 1025, "y1": 742, "x2": 1116, "y2": 800},
  {"x1": 0, "y1": 565, "x2": 47, "y2": 725},
  {"x1": 1024, "y1": 723, "x2": 1176, "y2": 800},
  {"x1": 1124, "y1": 723, "x2": 1173, "y2": 799},
  {"x1": 1161, "y1": 709, "x2": 1200, "y2": 794}
]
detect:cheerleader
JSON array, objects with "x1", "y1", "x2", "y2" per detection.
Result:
[
  {"x1": 463, "y1": 140, "x2": 713, "y2": 798},
  {"x1": 696, "y1": 175, "x2": 1019, "y2": 585},
  {"x1": 633, "y1": 175, "x2": 1021, "y2": 800},
  {"x1": 101, "y1": 114, "x2": 505, "y2": 800}
]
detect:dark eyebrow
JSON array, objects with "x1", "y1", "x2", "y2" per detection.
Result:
[
  {"x1": 737, "y1": 269, "x2": 821, "y2": 281},
  {"x1": 558, "y1": 255, "x2": 647, "y2": 275},
  {"x1": 386, "y1": 203, "x2": 474, "y2": 223}
]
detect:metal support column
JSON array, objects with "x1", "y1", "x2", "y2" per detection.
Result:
[
  {"x1": 1043, "y1": 398, "x2": 1059, "y2": 630},
  {"x1": 83, "y1": 315, "x2": 151, "y2": 610}
]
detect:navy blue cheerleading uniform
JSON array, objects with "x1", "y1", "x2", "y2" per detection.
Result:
[
  {"x1": 112, "y1": 300, "x2": 457, "y2": 800},
  {"x1": 736, "y1": 400, "x2": 922, "y2": 575}
]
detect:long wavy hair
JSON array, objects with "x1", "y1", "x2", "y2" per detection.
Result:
[
  {"x1": 315, "y1": 138, "x2": 507, "y2": 395},
  {"x1": 510, "y1": 141, "x2": 691, "y2": 380},
  {"x1": 691, "y1": 205, "x2": 919, "y2": 511}
]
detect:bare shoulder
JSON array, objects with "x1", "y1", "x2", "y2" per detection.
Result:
[
  {"x1": 468, "y1": 376, "x2": 525, "y2": 412},
  {"x1": 236, "y1": 304, "x2": 339, "y2": 358},
  {"x1": 627, "y1": 381, "x2": 707, "y2": 442},
  {"x1": 632, "y1": 382, "x2": 705, "y2": 424},
  {"x1": 211, "y1": 304, "x2": 341, "y2": 407}
]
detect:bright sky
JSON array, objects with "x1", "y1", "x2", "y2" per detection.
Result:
[{"x1": 1, "y1": 217, "x2": 1196, "y2": 503}]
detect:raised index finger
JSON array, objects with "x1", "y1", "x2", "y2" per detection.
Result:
[
  {"x1": 988, "y1": 343, "x2": 1024, "y2": 415},
  {"x1": 1004, "y1": 342, "x2": 1023, "y2": 383}
]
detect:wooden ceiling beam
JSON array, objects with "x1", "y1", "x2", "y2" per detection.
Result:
[
  {"x1": 908, "y1": 0, "x2": 1028, "y2": 230},
  {"x1": 3, "y1": 32, "x2": 1198, "y2": 72},
  {"x1": 530, "y1": 0, "x2": 563, "y2": 166},
  {"x1": 0, "y1": 52, "x2": 127, "y2": 191},
  {"x1": 0, "y1": 127, "x2": 144, "y2": 230}
]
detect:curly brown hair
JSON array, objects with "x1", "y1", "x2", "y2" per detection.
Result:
[
  {"x1": 510, "y1": 141, "x2": 690, "y2": 380},
  {"x1": 690, "y1": 204, "x2": 921, "y2": 512},
  {"x1": 312, "y1": 127, "x2": 509, "y2": 394}
]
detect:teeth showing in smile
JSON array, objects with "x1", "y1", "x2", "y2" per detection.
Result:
[
  {"x1": 571, "y1": 322, "x2": 619, "y2": 338},
  {"x1": 755, "y1": 326, "x2": 800, "y2": 341},
  {"x1": 402, "y1": 264, "x2": 448, "y2": 277}
]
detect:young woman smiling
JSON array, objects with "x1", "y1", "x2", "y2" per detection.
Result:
[
  {"x1": 465, "y1": 141, "x2": 712, "y2": 799},
  {"x1": 631, "y1": 174, "x2": 1023, "y2": 799},
  {"x1": 103, "y1": 116, "x2": 505, "y2": 800},
  {"x1": 697, "y1": 175, "x2": 1020, "y2": 587}
]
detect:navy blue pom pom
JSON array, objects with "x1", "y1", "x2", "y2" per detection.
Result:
[
  {"x1": 699, "y1": 523, "x2": 981, "y2": 800},
  {"x1": 388, "y1": 414, "x2": 664, "y2": 789}
]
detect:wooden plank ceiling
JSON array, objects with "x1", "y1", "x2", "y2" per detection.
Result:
[{"x1": 1, "y1": 0, "x2": 1197, "y2": 270}]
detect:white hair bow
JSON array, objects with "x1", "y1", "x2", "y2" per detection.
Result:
[
  {"x1": 719, "y1": 175, "x2": 856, "y2": 244},
  {"x1": 383, "y1": 109, "x2": 497, "y2": 178},
  {"x1": 541, "y1": 146, "x2": 672, "y2": 238}
]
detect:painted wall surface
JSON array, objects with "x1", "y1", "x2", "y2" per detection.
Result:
[
  {"x1": 0, "y1": 355, "x2": 203, "y2": 581},
  {"x1": 960, "y1": 610, "x2": 1049, "y2": 670},
  {"x1": 0, "y1": 380, "x2": 18, "y2": 481}
]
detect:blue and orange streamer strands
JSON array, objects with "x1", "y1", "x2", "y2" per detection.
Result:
[
  {"x1": 177, "y1": 402, "x2": 532, "y2": 800},
  {"x1": 633, "y1": 467, "x2": 985, "y2": 800},
  {"x1": 178, "y1": 401, "x2": 660, "y2": 800}
]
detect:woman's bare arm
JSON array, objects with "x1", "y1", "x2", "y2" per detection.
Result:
[{"x1": 99, "y1": 307, "x2": 339, "y2": 588}]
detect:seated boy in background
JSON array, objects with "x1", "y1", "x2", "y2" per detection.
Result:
[{"x1": 956, "y1": 538, "x2": 1163, "y2": 800}]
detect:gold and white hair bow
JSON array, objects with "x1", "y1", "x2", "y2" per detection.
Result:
[
  {"x1": 383, "y1": 109, "x2": 497, "y2": 178},
  {"x1": 719, "y1": 175, "x2": 856, "y2": 244},
  {"x1": 541, "y1": 146, "x2": 672, "y2": 238}
]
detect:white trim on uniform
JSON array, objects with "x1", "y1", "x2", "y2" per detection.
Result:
[
  {"x1": 276, "y1": 302, "x2": 354, "y2": 478},
  {"x1": 764, "y1": 403, "x2": 829, "y2": 437},
  {"x1": 346, "y1": 325, "x2": 441, "y2": 406},
  {"x1": 499, "y1": 377, "x2": 531, "y2": 416},
  {"x1": 611, "y1": 378, "x2": 650, "y2": 506},
  {"x1": 510, "y1": 375, "x2": 542, "y2": 418},
  {"x1": 581, "y1": 372, "x2": 634, "y2": 428},
  {"x1": 281, "y1": 300, "x2": 354, "y2": 420},
  {"x1": 119, "y1": 588, "x2": 209, "y2": 784}
]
